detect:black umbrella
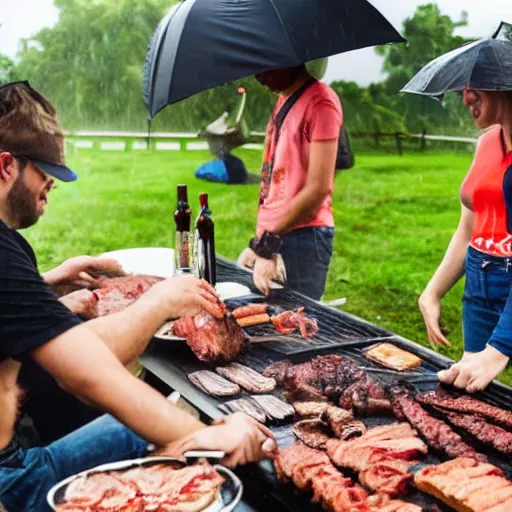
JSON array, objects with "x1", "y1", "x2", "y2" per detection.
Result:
[
  {"x1": 143, "y1": 0, "x2": 405, "y2": 117},
  {"x1": 401, "y1": 21, "x2": 512, "y2": 98}
]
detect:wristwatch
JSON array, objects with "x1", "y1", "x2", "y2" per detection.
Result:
[{"x1": 249, "y1": 231, "x2": 283, "y2": 259}]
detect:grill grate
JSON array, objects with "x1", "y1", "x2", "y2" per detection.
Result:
[{"x1": 145, "y1": 258, "x2": 512, "y2": 512}]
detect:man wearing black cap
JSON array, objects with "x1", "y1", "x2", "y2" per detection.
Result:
[{"x1": 0, "y1": 82, "x2": 275, "y2": 511}]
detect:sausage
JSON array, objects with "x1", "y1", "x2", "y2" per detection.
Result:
[
  {"x1": 232, "y1": 303, "x2": 268, "y2": 319},
  {"x1": 236, "y1": 313, "x2": 271, "y2": 327}
]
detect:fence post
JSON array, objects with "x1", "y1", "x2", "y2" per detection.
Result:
[
  {"x1": 420, "y1": 128, "x2": 427, "y2": 152},
  {"x1": 374, "y1": 132, "x2": 380, "y2": 148},
  {"x1": 395, "y1": 132, "x2": 403, "y2": 156}
]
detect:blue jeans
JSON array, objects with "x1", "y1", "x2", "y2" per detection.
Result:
[
  {"x1": 280, "y1": 227, "x2": 334, "y2": 301},
  {"x1": 0, "y1": 415, "x2": 147, "y2": 512},
  {"x1": 463, "y1": 246, "x2": 512, "y2": 353}
]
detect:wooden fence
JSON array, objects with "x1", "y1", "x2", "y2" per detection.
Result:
[{"x1": 63, "y1": 129, "x2": 477, "y2": 155}]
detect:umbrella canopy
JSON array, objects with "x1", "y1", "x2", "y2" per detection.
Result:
[
  {"x1": 143, "y1": 0, "x2": 405, "y2": 117},
  {"x1": 402, "y1": 21, "x2": 512, "y2": 98}
]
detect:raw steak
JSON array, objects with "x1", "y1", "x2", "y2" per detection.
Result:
[
  {"x1": 93, "y1": 274, "x2": 163, "y2": 316},
  {"x1": 173, "y1": 312, "x2": 246, "y2": 364}
]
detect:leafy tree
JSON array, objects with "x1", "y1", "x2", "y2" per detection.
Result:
[{"x1": 0, "y1": 54, "x2": 19, "y2": 84}]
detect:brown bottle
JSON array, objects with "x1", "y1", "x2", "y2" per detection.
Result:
[
  {"x1": 174, "y1": 184, "x2": 192, "y2": 273},
  {"x1": 195, "y1": 193, "x2": 216, "y2": 285}
]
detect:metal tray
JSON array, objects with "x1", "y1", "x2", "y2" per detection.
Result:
[{"x1": 47, "y1": 456, "x2": 242, "y2": 512}]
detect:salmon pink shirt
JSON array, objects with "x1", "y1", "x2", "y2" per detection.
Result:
[
  {"x1": 256, "y1": 80, "x2": 343, "y2": 237},
  {"x1": 460, "y1": 125, "x2": 512, "y2": 256}
]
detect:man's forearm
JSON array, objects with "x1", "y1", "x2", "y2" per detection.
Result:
[
  {"x1": 85, "y1": 293, "x2": 170, "y2": 365},
  {"x1": 77, "y1": 366, "x2": 205, "y2": 446},
  {"x1": 272, "y1": 186, "x2": 327, "y2": 235}
]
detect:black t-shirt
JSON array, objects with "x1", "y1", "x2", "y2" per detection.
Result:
[{"x1": 0, "y1": 220, "x2": 82, "y2": 361}]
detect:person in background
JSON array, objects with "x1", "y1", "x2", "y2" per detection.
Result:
[
  {"x1": 0, "y1": 81, "x2": 274, "y2": 512},
  {"x1": 237, "y1": 64, "x2": 342, "y2": 300},
  {"x1": 419, "y1": 87, "x2": 512, "y2": 393}
]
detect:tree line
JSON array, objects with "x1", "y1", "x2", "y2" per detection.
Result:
[{"x1": 1, "y1": 1, "x2": 483, "y2": 136}]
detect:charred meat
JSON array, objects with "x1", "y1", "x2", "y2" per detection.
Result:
[
  {"x1": 416, "y1": 391, "x2": 512, "y2": 431},
  {"x1": 393, "y1": 394, "x2": 485, "y2": 461},
  {"x1": 438, "y1": 410, "x2": 512, "y2": 455},
  {"x1": 265, "y1": 355, "x2": 391, "y2": 416}
]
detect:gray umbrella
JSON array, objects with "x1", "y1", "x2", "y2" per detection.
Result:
[
  {"x1": 143, "y1": 0, "x2": 405, "y2": 118},
  {"x1": 402, "y1": 21, "x2": 512, "y2": 98}
]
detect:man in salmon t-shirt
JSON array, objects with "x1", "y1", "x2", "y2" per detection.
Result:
[{"x1": 237, "y1": 64, "x2": 342, "y2": 300}]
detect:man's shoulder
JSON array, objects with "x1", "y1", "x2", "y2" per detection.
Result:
[
  {"x1": 0, "y1": 222, "x2": 36, "y2": 269},
  {"x1": 307, "y1": 81, "x2": 342, "y2": 111}
]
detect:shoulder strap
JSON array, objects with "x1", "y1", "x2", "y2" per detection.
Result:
[{"x1": 274, "y1": 78, "x2": 316, "y2": 141}]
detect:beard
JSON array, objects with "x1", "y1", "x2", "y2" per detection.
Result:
[{"x1": 6, "y1": 174, "x2": 40, "y2": 229}]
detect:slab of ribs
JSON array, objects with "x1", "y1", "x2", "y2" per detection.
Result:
[
  {"x1": 275, "y1": 443, "x2": 424, "y2": 512},
  {"x1": 415, "y1": 457, "x2": 512, "y2": 512}
]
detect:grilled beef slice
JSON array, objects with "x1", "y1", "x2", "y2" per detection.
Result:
[
  {"x1": 216, "y1": 363, "x2": 276, "y2": 393},
  {"x1": 188, "y1": 371, "x2": 240, "y2": 397}
]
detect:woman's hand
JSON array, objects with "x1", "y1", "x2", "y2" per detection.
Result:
[
  {"x1": 438, "y1": 346, "x2": 509, "y2": 393},
  {"x1": 418, "y1": 291, "x2": 451, "y2": 348},
  {"x1": 237, "y1": 248, "x2": 257, "y2": 270}
]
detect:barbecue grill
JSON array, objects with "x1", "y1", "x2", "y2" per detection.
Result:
[{"x1": 141, "y1": 257, "x2": 512, "y2": 512}]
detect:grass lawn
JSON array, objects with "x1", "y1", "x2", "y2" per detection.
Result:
[{"x1": 24, "y1": 147, "x2": 512, "y2": 387}]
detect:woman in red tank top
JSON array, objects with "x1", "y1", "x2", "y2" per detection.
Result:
[{"x1": 419, "y1": 88, "x2": 512, "y2": 393}]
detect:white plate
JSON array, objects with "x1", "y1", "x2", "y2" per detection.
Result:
[
  {"x1": 47, "y1": 456, "x2": 243, "y2": 512},
  {"x1": 215, "y1": 282, "x2": 251, "y2": 301},
  {"x1": 154, "y1": 320, "x2": 185, "y2": 341},
  {"x1": 101, "y1": 247, "x2": 175, "y2": 278}
]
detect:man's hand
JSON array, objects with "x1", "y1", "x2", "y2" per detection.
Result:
[
  {"x1": 438, "y1": 346, "x2": 509, "y2": 393},
  {"x1": 237, "y1": 248, "x2": 257, "y2": 270},
  {"x1": 59, "y1": 289, "x2": 98, "y2": 319},
  {"x1": 161, "y1": 413, "x2": 277, "y2": 467},
  {"x1": 418, "y1": 292, "x2": 451, "y2": 348},
  {"x1": 149, "y1": 274, "x2": 223, "y2": 319},
  {"x1": 252, "y1": 256, "x2": 278, "y2": 296},
  {"x1": 43, "y1": 256, "x2": 124, "y2": 289}
]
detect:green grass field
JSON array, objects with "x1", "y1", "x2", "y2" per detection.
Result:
[{"x1": 24, "y1": 147, "x2": 512, "y2": 386}]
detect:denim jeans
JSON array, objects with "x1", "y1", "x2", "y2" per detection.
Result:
[
  {"x1": 280, "y1": 227, "x2": 334, "y2": 301},
  {"x1": 0, "y1": 415, "x2": 147, "y2": 512},
  {"x1": 462, "y1": 246, "x2": 512, "y2": 353}
]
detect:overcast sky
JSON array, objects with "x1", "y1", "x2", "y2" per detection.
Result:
[{"x1": 1, "y1": 0, "x2": 511, "y2": 85}]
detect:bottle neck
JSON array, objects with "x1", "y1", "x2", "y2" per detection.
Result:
[{"x1": 177, "y1": 185, "x2": 188, "y2": 203}]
